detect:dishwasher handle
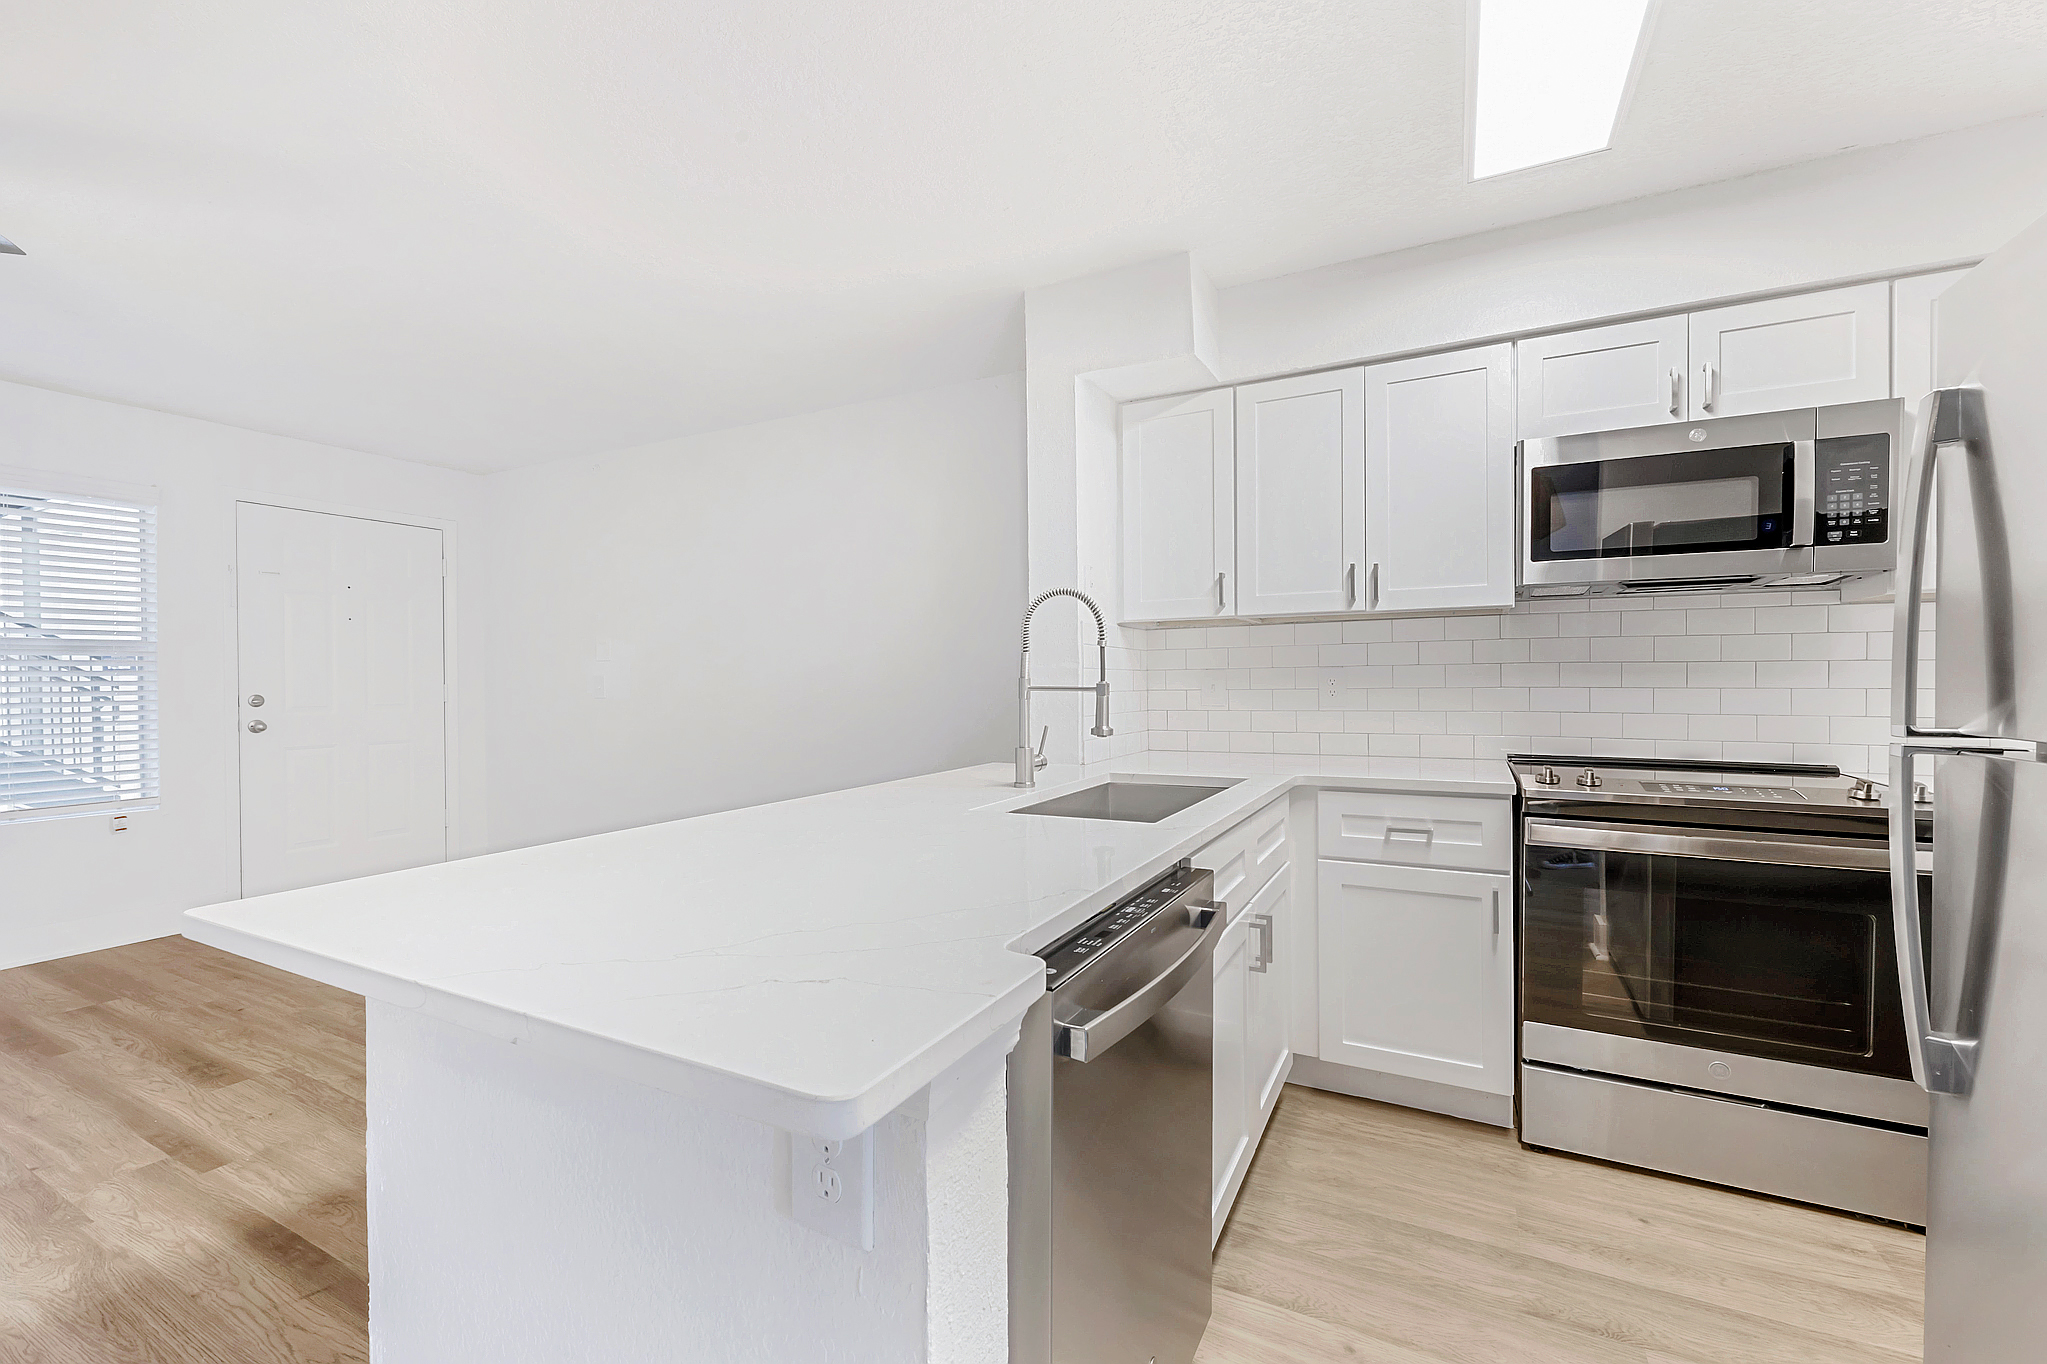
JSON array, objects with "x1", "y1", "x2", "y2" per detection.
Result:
[{"x1": 1054, "y1": 905, "x2": 1224, "y2": 1063}]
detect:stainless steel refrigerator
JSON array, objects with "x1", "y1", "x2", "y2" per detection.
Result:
[{"x1": 1891, "y1": 212, "x2": 2047, "y2": 1362}]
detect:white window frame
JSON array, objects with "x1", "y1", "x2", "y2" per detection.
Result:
[{"x1": 1, "y1": 478, "x2": 160, "y2": 823}]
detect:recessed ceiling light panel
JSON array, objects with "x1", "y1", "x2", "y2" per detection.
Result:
[{"x1": 1469, "y1": 0, "x2": 1656, "y2": 180}]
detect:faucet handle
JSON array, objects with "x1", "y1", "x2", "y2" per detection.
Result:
[{"x1": 1034, "y1": 726, "x2": 1049, "y2": 771}]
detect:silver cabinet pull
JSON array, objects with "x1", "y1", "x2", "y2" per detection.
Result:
[
  {"x1": 1345, "y1": 562, "x2": 1358, "y2": 608},
  {"x1": 1700, "y1": 361, "x2": 1716, "y2": 412},
  {"x1": 247, "y1": 719, "x2": 268, "y2": 733},
  {"x1": 1384, "y1": 825, "x2": 1434, "y2": 842},
  {"x1": 1492, "y1": 889, "x2": 1500, "y2": 936},
  {"x1": 1215, "y1": 571, "x2": 1226, "y2": 612},
  {"x1": 1368, "y1": 562, "x2": 1380, "y2": 610},
  {"x1": 1248, "y1": 912, "x2": 1275, "y2": 972},
  {"x1": 1668, "y1": 368, "x2": 1680, "y2": 418}
]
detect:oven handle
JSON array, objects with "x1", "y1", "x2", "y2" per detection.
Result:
[{"x1": 1523, "y1": 818, "x2": 1926, "y2": 872}]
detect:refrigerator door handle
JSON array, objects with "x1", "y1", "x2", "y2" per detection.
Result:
[{"x1": 1890, "y1": 743, "x2": 1979, "y2": 1094}]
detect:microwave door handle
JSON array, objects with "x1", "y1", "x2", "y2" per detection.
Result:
[{"x1": 1790, "y1": 440, "x2": 1816, "y2": 547}]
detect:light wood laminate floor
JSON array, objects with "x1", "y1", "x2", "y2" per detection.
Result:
[
  {"x1": 1197, "y1": 1083, "x2": 1925, "y2": 1364},
  {"x1": 0, "y1": 939, "x2": 1922, "y2": 1362},
  {"x1": 0, "y1": 936, "x2": 367, "y2": 1363}
]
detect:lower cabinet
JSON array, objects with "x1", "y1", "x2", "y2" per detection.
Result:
[
  {"x1": 1212, "y1": 865, "x2": 1291, "y2": 1244},
  {"x1": 1316, "y1": 859, "x2": 1515, "y2": 1097}
]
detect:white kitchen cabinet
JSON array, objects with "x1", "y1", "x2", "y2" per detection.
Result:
[
  {"x1": 1316, "y1": 859, "x2": 1514, "y2": 1097},
  {"x1": 1233, "y1": 368, "x2": 1365, "y2": 616},
  {"x1": 1120, "y1": 387, "x2": 1235, "y2": 622},
  {"x1": 1688, "y1": 282, "x2": 1891, "y2": 419},
  {"x1": 1212, "y1": 865, "x2": 1291, "y2": 1245},
  {"x1": 1316, "y1": 789, "x2": 1512, "y2": 874},
  {"x1": 1210, "y1": 909, "x2": 1251, "y2": 1241},
  {"x1": 1364, "y1": 344, "x2": 1516, "y2": 613},
  {"x1": 1516, "y1": 314, "x2": 1690, "y2": 439}
]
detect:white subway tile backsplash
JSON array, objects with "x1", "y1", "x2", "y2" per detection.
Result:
[{"x1": 1132, "y1": 585, "x2": 1921, "y2": 777}]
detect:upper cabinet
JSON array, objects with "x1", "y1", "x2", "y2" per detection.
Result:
[
  {"x1": 1893, "y1": 268, "x2": 1972, "y2": 416},
  {"x1": 1121, "y1": 388, "x2": 1236, "y2": 622},
  {"x1": 1234, "y1": 368, "x2": 1365, "y2": 616},
  {"x1": 1687, "y1": 281, "x2": 1890, "y2": 418},
  {"x1": 1516, "y1": 315, "x2": 1688, "y2": 439},
  {"x1": 1365, "y1": 344, "x2": 1516, "y2": 614}
]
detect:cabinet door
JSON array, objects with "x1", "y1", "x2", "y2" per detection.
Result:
[
  {"x1": 1121, "y1": 388, "x2": 1235, "y2": 622},
  {"x1": 1234, "y1": 368, "x2": 1365, "y2": 617},
  {"x1": 1211, "y1": 913, "x2": 1251, "y2": 1242},
  {"x1": 1688, "y1": 282, "x2": 1891, "y2": 419},
  {"x1": 1364, "y1": 344, "x2": 1516, "y2": 613},
  {"x1": 1316, "y1": 860, "x2": 1514, "y2": 1095},
  {"x1": 1243, "y1": 869, "x2": 1292, "y2": 1130},
  {"x1": 1516, "y1": 314, "x2": 1688, "y2": 439}
]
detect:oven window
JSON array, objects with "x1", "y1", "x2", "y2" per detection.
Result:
[
  {"x1": 1529, "y1": 444, "x2": 1796, "y2": 561},
  {"x1": 1522, "y1": 844, "x2": 1914, "y2": 1079}
]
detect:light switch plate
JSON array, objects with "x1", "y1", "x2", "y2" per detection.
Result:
[{"x1": 789, "y1": 1127, "x2": 873, "y2": 1250}]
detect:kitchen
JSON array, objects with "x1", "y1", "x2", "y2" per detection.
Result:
[{"x1": 2, "y1": 4, "x2": 2045, "y2": 1363}]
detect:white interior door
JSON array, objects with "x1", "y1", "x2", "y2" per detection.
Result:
[
  {"x1": 1120, "y1": 388, "x2": 1235, "y2": 622},
  {"x1": 1233, "y1": 368, "x2": 1365, "y2": 616},
  {"x1": 237, "y1": 503, "x2": 447, "y2": 897},
  {"x1": 1516, "y1": 314, "x2": 1689, "y2": 438},
  {"x1": 1688, "y1": 282, "x2": 1891, "y2": 418},
  {"x1": 1364, "y1": 344, "x2": 1516, "y2": 614}
]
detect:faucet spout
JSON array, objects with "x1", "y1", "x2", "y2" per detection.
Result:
[{"x1": 1015, "y1": 588, "x2": 1113, "y2": 787}]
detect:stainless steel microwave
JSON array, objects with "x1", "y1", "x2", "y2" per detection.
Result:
[{"x1": 1520, "y1": 398, "x2": 1902, "y2": 594}]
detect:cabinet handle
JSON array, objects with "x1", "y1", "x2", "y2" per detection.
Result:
[
  {"x1": 1492, "y1": 889, "x2": 1501, "y2": 936},
  {"x1": 1668, "y1": 368, "x2": 1680, "y2": 418},
  {"x1": 1345, "y1": 562, "x2": 1358, "y2": 608},
  {"x1": 1248, "y1": 913, "x2": 1274, "y2": 973},
  {"x1": 1215, "y1": 571, "x2": 1226, "y2": 612},
  {"x1": 1700, "y1": 362, "x2": 1716, "y2": 413},
  {"x1": 1368, "y1": 562, "x2": 1380, "y2": 611},
  {"x1": 1384, "y1": 825, "x2": 1434, "y2": 842}
]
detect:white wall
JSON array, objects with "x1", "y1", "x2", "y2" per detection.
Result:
[
  {"x1": 484, "y1": 374, "x2": 1026, "y2": 851},
  {"x1": 0, "y1": 379, "x2": 489, "y2": 970},
  {"x1": 1215, "y1": 111, "x2": 2047, "y2": 383}
]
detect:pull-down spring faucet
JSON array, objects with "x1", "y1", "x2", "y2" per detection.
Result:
[{"x1": 1015, "y1": 588, "x2": 1112, "y2": 788}]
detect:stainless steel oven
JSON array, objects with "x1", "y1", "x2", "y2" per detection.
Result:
[
  {"x1": 1512, "y1": 756, "x2": 1931, "y2": 1224},
  {"x1": 1520, "y1": 399, "x2": 1901, "y2": 594}
]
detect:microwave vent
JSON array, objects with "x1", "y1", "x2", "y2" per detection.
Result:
[{"x1": 1616, "y1": 575, "x2": 1762, "y2": 595}]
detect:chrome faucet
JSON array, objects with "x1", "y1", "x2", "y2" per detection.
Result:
[{"x1": 1015, "y1": 588, "x2": 1112, "y2": 787}]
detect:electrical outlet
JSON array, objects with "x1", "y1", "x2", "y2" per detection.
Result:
[
  {"x1": 789, "y1": 1127, "x2": 873, "y2": 1250},
  {"x1": 1323, "y1": 674, "x2": 1342, "y2": 701}
]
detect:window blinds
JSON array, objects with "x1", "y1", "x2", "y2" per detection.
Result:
[{"x1": 0, "y1": 486, "x2": 159, "y2": 816}]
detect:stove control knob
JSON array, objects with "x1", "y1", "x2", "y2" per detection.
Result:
[
  {"x1": 1848, "y1": 777, "x2": 1881, "y2": 803},
  {"x1": 1915, "y1": 782, "x2": 1932, "y2": 805},
  {"x1": 1576, "y1": 769, "x2": 1602, "y2": 789},
  {"x1": 1533, "y1": 766, "x2": 1560, "y2": 786}
]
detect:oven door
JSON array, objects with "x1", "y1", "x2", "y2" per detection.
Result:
[
  {"x1": 1522, "y1": 408, "x2": 1816, "y2": 588},
  {"x1": 1521, "y1": 819, "x2": 1926, "y2": 1096}
]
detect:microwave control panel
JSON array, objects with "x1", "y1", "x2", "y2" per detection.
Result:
[{"x1": 1815, "y1": 434, "x2": 1889, "y2": 545}]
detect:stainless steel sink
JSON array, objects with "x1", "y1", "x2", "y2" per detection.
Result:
[{"x1": 1011, "y1": 780, "x2": 1238, "y2": 824}]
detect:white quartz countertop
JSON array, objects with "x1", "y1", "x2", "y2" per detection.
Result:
[{"x1": 182, "y1": 753, "x2": 1512, "y2": 1137}]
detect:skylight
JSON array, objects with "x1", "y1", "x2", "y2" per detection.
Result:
[{"x1": 1469, "y1": 0, "x2": 1655, "y2": 180}]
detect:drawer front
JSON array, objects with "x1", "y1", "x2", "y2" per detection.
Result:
[
  {"x1": 1198, "y1": 797, "x2": 1291, "y2": 914},
  {"x1": 1317, "y1": 790, "x2": 1511, "y2": 873}
]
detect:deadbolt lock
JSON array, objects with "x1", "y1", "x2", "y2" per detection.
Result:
[
  {"x1": 247, "y1": 720, "x2": 268, "y2": 733},
  {"x1": 247, "y1": 694, "x2": 265, "y2": 707}
]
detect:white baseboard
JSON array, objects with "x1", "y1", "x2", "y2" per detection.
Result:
[
  {"x1": 0, "y1": 907, "x2": 186, "y2": 971},
  {"x1": 1288, "y1": 1053, "x2": 1514, "y2": 1128}
]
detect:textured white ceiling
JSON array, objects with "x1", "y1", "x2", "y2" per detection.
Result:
[{"x1": 3, "y1": 0, "x2": 2046, "y2": 471}]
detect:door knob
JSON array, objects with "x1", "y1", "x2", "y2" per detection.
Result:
[
  {"x1": 247, "y1": 720, "x2": 268, "y2": 733},
  {"x1": 247, "y1": 693, "x2": 265, "y2": 707}
]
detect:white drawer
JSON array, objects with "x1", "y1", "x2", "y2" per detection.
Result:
[
  {"x1": 1317, "y1": 789, "x2": 1511, "y2": 874},
  {"x1": 1198, "y1": 796, "x2": 1290, "y2": 915}
]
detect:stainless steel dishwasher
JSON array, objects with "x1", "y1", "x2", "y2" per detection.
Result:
[{"x1": 1008, "y1": 861, "x2": 1224, "y2": 1364}]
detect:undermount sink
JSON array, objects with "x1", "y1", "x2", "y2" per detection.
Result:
[{"x1": 1011, "y1": 779, "x2": 1239, "y2": 824}]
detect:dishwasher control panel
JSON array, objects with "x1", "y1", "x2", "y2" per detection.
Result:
[{"x1": 1040, "y1": 863, "x2": 1200, "y2": 991}]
